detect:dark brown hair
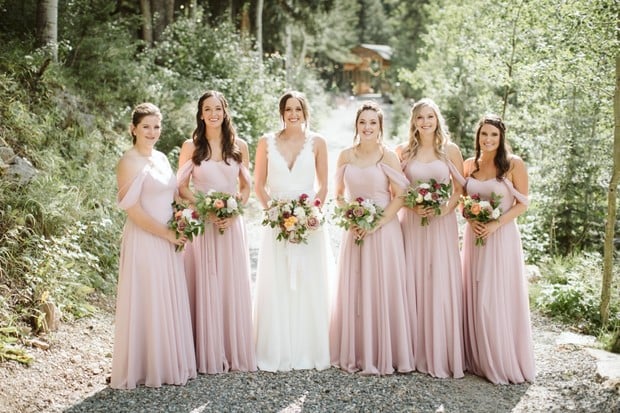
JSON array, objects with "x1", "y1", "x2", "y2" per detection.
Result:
[
  {"x1": 192, "y1": 90, "x2": 241, "y2": 165},
  {"x1": 472, "y1": 114, "x2": 510, "y2": 179}
]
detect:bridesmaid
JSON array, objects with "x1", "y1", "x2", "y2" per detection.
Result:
[
  {"x1": 461, "y1": 114, "x2": 535, "y2": 384},
  {"x1": 177, "y1": 91, "x2": 256, "y2": 374},
  {"x1": 396, "y1": 98, "x2": 465, "y2": 378},
  {"x1": 330, "y1": 100, "x2": 414, "y2": 375},
  {"x1": 111, "y1": 102, "x2": 196, "y2": 389}
]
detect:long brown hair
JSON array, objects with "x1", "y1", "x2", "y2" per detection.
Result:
[
  {"x1": 192, "y1": 90, "x2": 241, "y2": 165},
  {"x1": 472, "y1": 114, "x2": 510, "y2": 179},
  {"x1": 402, "y1": 98, "x2": 450, "y2": 161}
]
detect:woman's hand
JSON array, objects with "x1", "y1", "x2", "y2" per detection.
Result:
[
  {"x1": 213, "y1": 216, "x2": 234, "y2": 231},
  {"x1": 166, "y1": 229, "x2": 187, "y2": 246},
  {"x1": 471, "y1": 220, "x2": 501, "y2": 240}
]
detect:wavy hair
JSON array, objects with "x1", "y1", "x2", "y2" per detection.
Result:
[
  {"x1": 472, "y1": 114, "x2": 510, "y2": 179},
  {"x1": 192, "y1": 90, "x2": 241, "y2": 165},
  {"x1": 130, "y1": 102, "x2": 161, "y2": 145},
  {"x1": 402, "y1": 98, "x2": 450, "y2": 161}
]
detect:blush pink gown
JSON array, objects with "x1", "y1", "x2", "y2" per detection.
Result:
[
  {"x1": 329, "y1": 162, "x2": 415, "y2": 375},
  {"x1": 462, "y1": 177, "x2": 536, "y2": 384},
  {"x1": 399, "y1": 159, "x2": 465, "y2": 378},
  {"x1": 111, "y1": 159, "x2": 196, "y2": 389},
  {"x1": 177, "y1": 158, "x2": 256, "y2": 374}
]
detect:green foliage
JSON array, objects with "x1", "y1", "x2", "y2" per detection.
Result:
[
  {"x1": 400, "y1": 0, "x2": 618, "y2": 256},
  {"x1": 150, "y1": 14, "x2": 306, "y2": 157},
  {"x1": 534, "y1": 252, "x2": 620, "y2": 336}
]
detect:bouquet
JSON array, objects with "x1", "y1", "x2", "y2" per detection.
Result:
[
  {"x1": 332, "y1": 197, "x2": 384, "y2": 245},
  {"x1": 195, "y1": 190, "x2": 243, "y2": 234},
  {"x1": 168, "y1": 201, "x2": 204, "y2": 251},
  {"x1": 461, "y1": 192, "x2": 503, "y2": 246},
  {"x1": 261, "y1": 193, "x2": 324, "y2": 244},
  {"x1": 403, "y1": 179, "x2": 452, "y2": 226}
]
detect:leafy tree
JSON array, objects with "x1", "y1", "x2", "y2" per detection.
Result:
[{"x1": 399, "y1": 0, "x2": 617, "y2": 258}]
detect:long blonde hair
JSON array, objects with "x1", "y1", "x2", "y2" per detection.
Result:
[{"x1": 402, "y1": 98, "x2": 451, "y2": 161}]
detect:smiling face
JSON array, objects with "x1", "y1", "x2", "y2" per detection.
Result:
[
  {"x1": 282, "y1": 97, "x2": 306, "y2": 128},
  {"x1": 201, "y1": 95, "x2": 225, "y2": 129},
  {"x1": 356, "y1": 109, "x2": 382, "y2": 142},
  {"x1": 478, "y1": 123, "x2": 501, "y2": 154},
  {"x1": 131, "y1": 114, "x2": 161, "y2": 148},
  {"x1": 414, "y1": 105, "x2": 438, "y2": 137}
]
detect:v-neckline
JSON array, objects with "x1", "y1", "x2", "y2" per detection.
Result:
[{"x1": 274, "y1": 133, "x2": 309, "y2": 172}]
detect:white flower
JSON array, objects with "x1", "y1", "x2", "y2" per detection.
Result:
[
  {"x1": 418, "y1": 183, "x2": 431, "y2": 189},
  {"x1": 365, "y1": 215, "x2": 375, "y2": 223},
  {"x1": 416, "y1": 194, "x2": 424, "y2": 204},
  {"x1": 491, "y1": 208, "x2": 501, "y2": 219},
  {"x1": 293, "y1": 206, "x2": 306, "y2": 218},
  {"x1": 227, "y1": 197, "x2": 238, "y2": 211},
  {"x1": 267, "y1": 207, "x2": 279, "y2": 222},
  {"x1": 479, "y1": 200, "x2": 491, "y2": 211},
  {"x1": 181, "y1": 208, "x2": 194, "y2": 220},
  {"x1": 423, "y1": 192, "x2": 433, "y2": 201}
]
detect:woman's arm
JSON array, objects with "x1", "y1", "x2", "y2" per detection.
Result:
[
  {"x1": 441, "y1": 142, "x2": 465, "y2": 214},
  {"x1": 313, "y1": 135, "x2": 329, "y2": 205},
  {"x1": 237, "y1": 138, "x2": 251, "y2": 204},
  {"x1": 253, "y1": 136, "x2": 270, "y2": 208},
  {"x1": 177, "y1": 140, "x2": 196, "y2": 204}
]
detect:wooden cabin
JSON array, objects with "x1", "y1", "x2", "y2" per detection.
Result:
[{"x1": 342, "y1": 44, "x2": 393, "y2": 95}]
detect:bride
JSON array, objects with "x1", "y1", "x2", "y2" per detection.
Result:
[{"x1": 253, "y1": 90, "x2": 332, "y2": 371}]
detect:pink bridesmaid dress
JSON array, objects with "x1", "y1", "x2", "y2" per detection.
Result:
[
  {"x1": 177, "y1": 158, "x2": 256, "y2": 374},
  {"x1": 462, "y1": 177, "x2": 535, "y2": 384},
  {"x1": 400, "y1": 159, "x2": 465, "y2": 378},
  {"x1": 111, "y1": 160, "x2": 197, "y2": 389},
  {"x1": 330, "y1": 162, "x2": 415, "y2": 375}
]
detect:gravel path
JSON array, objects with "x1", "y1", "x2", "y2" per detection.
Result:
[
  {"x1": 1, "y1": 99, "x2": 618, "y2": 412},
  {"x1": 1, "y1": 309, "x2": 618, "y2": 412}
]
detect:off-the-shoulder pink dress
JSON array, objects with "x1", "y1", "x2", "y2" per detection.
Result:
[
  {"x1": 330, "y1": 162, "x2": 415, "y2": 375},
  {"x1": 399, "y1": 159, "x2": 465, "y2": 378},
  {"x1": 177, "y1": 158, "x2": 256, "y2": 374},
  {"x1": 462, "y1": 177, "x2": 535, "y2": 384},
  {"x1": 111, "y1": 158, "x2": 196, "y2": 389}
]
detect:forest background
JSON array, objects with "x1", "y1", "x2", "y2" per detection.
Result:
[{"x1": 0, "y1": 0, "x2": 618, "y2": 364}]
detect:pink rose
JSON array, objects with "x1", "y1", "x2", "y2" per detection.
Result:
[
  {"x1": 307, "y1": 216, "x2": 320, "y2": 230},
  {"x1": 214, "y1": 199, "x2": 225, "y2": 209}
]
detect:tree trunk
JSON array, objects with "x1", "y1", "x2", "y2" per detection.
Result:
[
  {"x1": 148, "y1": 0, "x2": 174, "y2": 41},
  {"x1": 601, "y1": 53, "x2": 620, "y2": 326},
  {"x1": 139, "y1": 0, "x2": 153, "y2": 45},
  {"x1": 35, "y1": 0, "x2": 58, "y2": 62},
  {"x1": 296, "y1": 28, "x2": 307, "y2": 75},
  {"x1": 256, "y1": 0, "x2": 263, "y2": 63},
  {"x1": 285, "y1": 23, "x2": 293, "y2": 87}
]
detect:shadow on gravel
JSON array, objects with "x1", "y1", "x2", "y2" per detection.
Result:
[{"x1": 64, "y1": 368, "x2": 529, "y2": 413}]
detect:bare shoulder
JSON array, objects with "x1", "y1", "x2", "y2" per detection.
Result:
[
  {"x1": 311, "y1": 132, "x2": 327, "y2": 148},
  {"x1": 235, "y1": 137, "x2": 249, "y2": 151},
  {"x1": 381, "y1": 146, "x2": 402, "y2": 170},
  {"x1": 394, "y1": 141, "x2": 408, "y2": 159},
  {"x1": 181, "y1": 138, "x2": 195, "y2": 150},
  {"x1": 116, "y1": 150, "x2": 143, "y2": 183},
  {"x1": 445, "y1": 141, "x2": 463, "y2": 157},
  {"x1": 463, "y1": 157, "x2": 475, "y2": 176},
  {"x1": 337, "y1": 146, "x2": 355, "y2": 166},
  {"x1": 508, "y1": 154, "x2": 527, "y2": 171}
]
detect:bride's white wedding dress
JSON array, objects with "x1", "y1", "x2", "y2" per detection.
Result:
[{"x1": 253, "y1": 132, "x2": 332, "y2": 372}]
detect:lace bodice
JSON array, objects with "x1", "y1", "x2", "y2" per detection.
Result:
[{"x1": 266, "y1": 133, "x2": 316, "y2": 199}]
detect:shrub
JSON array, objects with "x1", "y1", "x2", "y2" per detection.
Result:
[{"x1": 534, "y1": 252, "x2": 620, "y2": 336}]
